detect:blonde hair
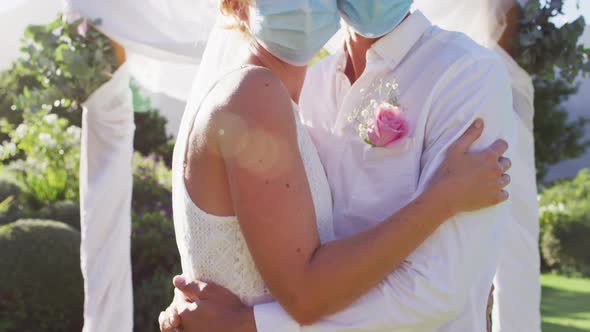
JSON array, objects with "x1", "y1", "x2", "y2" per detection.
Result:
[{"x1": 220, "y1": 0, "x2": 250, "y2": 34}]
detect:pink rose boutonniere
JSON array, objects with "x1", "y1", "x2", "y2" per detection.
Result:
[
  {"x1": 366, "y1": 104, "x2": 408, "y2": 147},
  {"x1": 348, "y1": 79, "x2": 411, "y2": 149}
]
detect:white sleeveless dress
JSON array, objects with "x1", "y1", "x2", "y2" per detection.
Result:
[{"x1": 172, "y1": 69, "x2": 335, "y2": 306}]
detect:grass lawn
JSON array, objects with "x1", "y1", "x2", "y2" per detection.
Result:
[{"x1": 542, "y1": 274, "x2": 590, "y2": 331}]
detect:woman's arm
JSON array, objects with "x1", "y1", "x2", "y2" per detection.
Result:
[{"x1": 215, "y1": 68, "x2": 510, "y2": 325}]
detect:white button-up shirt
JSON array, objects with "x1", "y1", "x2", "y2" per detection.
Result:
[{"x1": 254, "y1": 11, "x2": 516, "y2": 332}]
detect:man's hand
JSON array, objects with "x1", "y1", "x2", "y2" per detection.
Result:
[
  {"x1": 159, "y1": 287, "x2": 183, "y2": 332},
  {"x1": 159, "y1": 276, "x2": 257, "y2": 332}
]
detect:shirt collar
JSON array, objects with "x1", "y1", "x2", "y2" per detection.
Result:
[
  {"x1": 368, "y1": 10, "x2": 432, "y2": 68},
  {"x1": 334, "y1": 10, "x2": 432, "y2": 74}
]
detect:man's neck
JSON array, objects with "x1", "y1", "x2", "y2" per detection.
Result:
[
  {"x1": 342, "y1": 13, "x2": 412, "y2": 84},
  {"x1": 343, "y1": 31, "x2": 380, "y2": 84}
]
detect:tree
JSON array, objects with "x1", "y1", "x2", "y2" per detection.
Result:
[{"x1": 515, "y1": 0, "x2": 590, "y2": 181}]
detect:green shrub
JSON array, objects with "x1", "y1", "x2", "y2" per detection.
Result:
[
  {"x1": 130, "y1": 155, "x2": 177, "y2": 331},
  {"x1": 154, "y1": 139, "x2": 175, "y2": 168},
  {"x1": 0, "y1": 199, "x2": 22, "y2": 227},
  {"x1": 542, "y1": 216, "x2": 590, "y2": 277},
  {"x1": 0, "y1": 178, "x2": 30, "y2": 226},
  {"x1": 0, "y1": 68, "x2": 26, "y2": 143},
  {"x1": 0, "y1": 15, "x2": 118, "y2": 130},
  {"x1": 132, "y1": 153, "x2": 172, "y2": 216},
  {"x1": 539, "y1": 169, "x2": 590, "y2": 276},
  {"x1": 0, "y1": 179, "x2": 20, "y2": 223},
  {"x1": 0, "y1": 219, "x2": 83, "y2": 331},
  {"x1": 134, "y1": 110, "x2": 172, "y2": 157},
  {"x1": 133, "y1": 271, "x2": 175, "y2": 332},
  {"x1": 0, "y1": 109, "x2": 81, "y2": 207},
  {"x1": 0, "y1": 178, "x2": 20, "y2": 201},
  {"x1": 539, "y1": 169, "x2": 590, "y2": 207},
  {"x1": 131, "y1": 77, "x2": 175, "y2": 164},
  {"x1": 38, "y1": 200, "x2": 80, "y2": 230},
  {"x1": 131, "y1": 211, "x2": 180, "y2": 332},
  {"x1": 131, "y1": 211, "x2": 179, "y2": 282},
  {"x1": 0, "y1": 174, "x2": 80, "y2": 228}
]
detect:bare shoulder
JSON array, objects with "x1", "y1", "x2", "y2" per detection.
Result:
[
  {"x1": 219, "y1": 66, "x2": 294, "y2": 124},
  {"x1": 206, "y1": 67, "x2": 299, "y2": 156}
]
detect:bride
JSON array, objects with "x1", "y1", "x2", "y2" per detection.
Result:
[{"x1": 166, "y1": 0, "x2": 512, "y2": 330}]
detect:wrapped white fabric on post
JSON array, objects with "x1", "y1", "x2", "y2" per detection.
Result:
[{"x1": 79, "y1": 63, "x2": 135, "y2": 332}]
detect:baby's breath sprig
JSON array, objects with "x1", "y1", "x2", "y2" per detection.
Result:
[{"x1": 347, "y1": 79, "x2": 401, "y2": 141}]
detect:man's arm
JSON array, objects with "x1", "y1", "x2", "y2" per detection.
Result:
[{"x1": 252, "y1": 55, "x2": 515, "y2": 332}]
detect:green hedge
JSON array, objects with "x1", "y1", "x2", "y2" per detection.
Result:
[
  {"x1": 38, "y1": 200, "x2": 80, "y2": 230},
  {"x1": 132, "y1": 153, "x2": 172, "y2": 216},
  {"x1": 131, "y1": 211, "x2": 179, "y2": 282},
  {"x1": 133, "y1": 271, "x2": 175, "y2": 332},
  {"x1": 0, "y1": 179, "x2": 22, "y2": 226},
  {"x1": 0, "y1": 219, "x2": 83, "y2": 331},
  {"x1": 131, "y1": 210, "x2": 180, "y2": 332},
  {"x1": 540, "y1": 169, "x2": 590, "y2": 277}
]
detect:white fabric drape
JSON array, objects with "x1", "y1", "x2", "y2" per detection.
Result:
[
  {"x1": 79, "y1": 63, "x2": 135, "y2": 332},
  {"x1": 66, "y1": 1, "x2": 218, "y2": 330},
  {"x1": 411, "y1": 1, "x2": 541, "y2": 331},
  {"x1": 412, "y1": 0, "x2": 516, "y2": 47},
  {"x1": 62, "y1": 0, "x2": 216, "y2": 63},
  {"x1": 491, "y1": 46, "x2": 541, "y2": 332},
  {"x1": 0, "y1": 0, "x2": 28, "y2": 12}
]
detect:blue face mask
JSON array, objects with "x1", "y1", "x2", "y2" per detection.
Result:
[
  {"x1": 337, "y1": 0, "x2": 413, "y2": 38},
  {"x1": 249, "y1": 0, "x2": 340, "y2": 66}
]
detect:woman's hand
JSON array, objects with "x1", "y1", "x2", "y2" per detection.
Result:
[{"x1": 431, "y1": 119, "x2": 512, "y2": 215}]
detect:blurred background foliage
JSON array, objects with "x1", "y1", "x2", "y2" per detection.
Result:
[
  {"x1": 0, "y1": 15, "x2": 178, "y2": 331},
  {"x1": 515, "y1": 0, "x2": 590, "y2": 180}
]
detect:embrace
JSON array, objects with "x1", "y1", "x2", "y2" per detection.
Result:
[{"x1": 160, "y1": 0, "x2": 519, "y2": 331}]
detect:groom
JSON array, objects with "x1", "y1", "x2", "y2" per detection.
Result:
[{"x1": 161, "y1": 5, "x2": 515, "y2": 332}]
